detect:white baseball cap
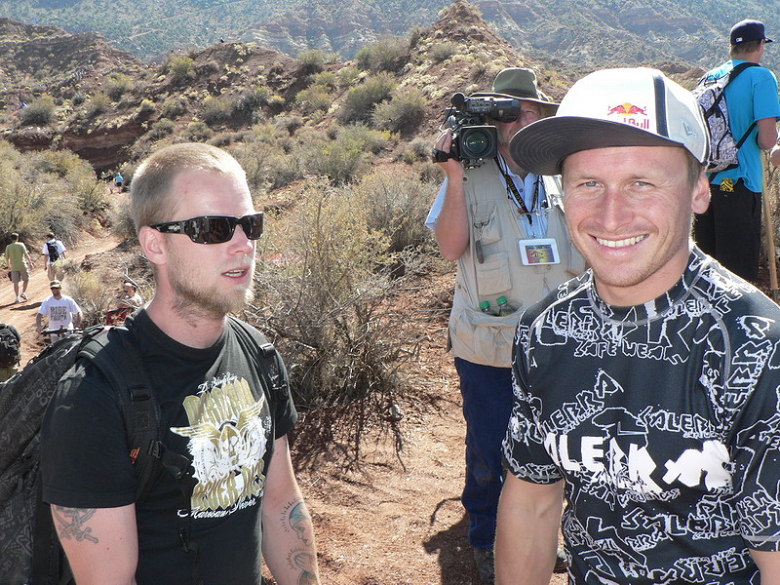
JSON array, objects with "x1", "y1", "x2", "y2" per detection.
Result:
[{"x1": 509, "y1": 67, "x2": 709, "y2": 175}]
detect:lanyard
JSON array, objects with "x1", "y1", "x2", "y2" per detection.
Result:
[{"x1": 496, "y1": 159, "x2": 540, "y2": 225}]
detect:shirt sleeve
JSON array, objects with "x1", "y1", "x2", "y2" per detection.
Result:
[
  {"x1": 502, "y1": 318, "x2": 562, "y2": 484},
  {"x1": 752, "y1": 68, "x2": 780, "y2": 122},
  {"x1": 424, "y1": 180, "x2": 448, "y2": 230},
  {"x1": 271, "y1": 354, "x2": 298, "y2": 439}
]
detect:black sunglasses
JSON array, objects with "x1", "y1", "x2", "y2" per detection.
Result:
[{"x1": 150, "y1": 213, "x2": 264, "y2": 245}]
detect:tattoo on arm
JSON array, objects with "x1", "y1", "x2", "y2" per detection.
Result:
[
  {"x1": 283, "y1": 499, "x2": 319, "y2": 583},
  {"x1": 51, "y1": 506, "x2": 99, "y2": 544},
  {"x1": 290, "y1": 551, "x2": 318, "y2": 585},
  {"x1": 287, "y1": 500, "x2": 313, "y2": 545}
]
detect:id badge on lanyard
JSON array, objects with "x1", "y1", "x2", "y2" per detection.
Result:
[{"x1": 518, "y1": 237, "x2": 560, "y2": 265}]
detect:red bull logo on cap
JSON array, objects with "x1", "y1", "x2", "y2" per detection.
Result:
[{"x1": 606, "y1": 102, "x2": 650, "y2": 130}]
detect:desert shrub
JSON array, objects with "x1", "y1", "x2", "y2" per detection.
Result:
[
  {"x1": 372, "y1": 87, "x2": 426, "y2": 136},
  {"x1": 349, "y1": 167, "x2": 437, "y2": 253},
  {"x1": 201, "y1": 96, "x2": 231, "y2": 126},
  {"x1": 106, "y1": 73, "x2": 133, "y2": 101},
  {"x1": 194, "y1": 60, "x2": 219, "y2": 76},
  {"x1": 183, "y1": 120, "x2": 213, "y2": 142},
  {"x1": 302, "y1": 128, "x2": 368, "y2": 184},
  {"x1": 161, "y1": 95, "x2": 189, "y2": 119},
  {"x1": 337, "y1": 65, "x2": 361, "y2": 86},
  {"x1": 400, "y1": 136, "x2": 433, "y2": 164},
  {"x1": 418, "y1": 160, "x2": 443, "y2": 183},
  {"x1": 338, "y1": 124, "x2": 390, "y2": 154},
  {"x1": 146, "y1": 117, "x2": 175, "y2": 140},
  {"x1": 0, "y1": 142, "x2": 93, "y2": 240},
  {"x1": 18, "y1": 95, "x2": 56, "y2": 126},
  {"x1": 266, "y1": 94, "x2": 287, "y2": 111},
  {"x1": 66, "y1": 270, "x2": 116, "y2": 327},
  {"x1": 71, "y1": 92, "x2": 87, "y2": 106},
  {"x1": 295, "y1": 84, "x2": 332, "y2": 115},
  {"x1": 338, "y1": 73, "x2": 396, "y2": 124},
  {"x1": 297, "y1": 49, "x2": 327, "y2": 74},
  {"x1": 408, "y1": 25, "x2": 426, "y2": 49},
  {"x1": 355, "y1": 37, "x2": 410, "y2": 73},
  {"x1": 310, "y1": 71, "x2": 337, "y2": 88},
  {"x1": 109, "y1": 196, "x2": 138, "y2": 242},
  {"x1": 230, "y1": 86, "x2": 269, "y2": 125},
  {"x1": 249, "y1": 178, "x2": 424, "y2": 464},
  {"x1": 232, "y1": 138, "x2": 303, "y2": 193},
  {"x1": 137, "y1": 99, "x2": 156, "y2": 117},
  {"x1": 430, "y1": 41, "x2": 458, "y2": 63},
  {"x1": 274, "y1": 115, "x2": 303, "y2": 136},
  {"x1": 86, "y1": 92, "x2": 111, "y2": 117},
  {"x1": 263, "y1": 151, "x2": 303, "y2": 189},
  {"x1": 166, "y1": 54, "x2": 196, "y2": 83}
]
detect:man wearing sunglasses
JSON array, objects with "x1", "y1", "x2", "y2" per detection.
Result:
[
  {"x1": 425, "y1": 67, "x2": 584, "y2": 584},
  {"x1": 41, "y1": 143, "x2": 320, "y2": 585}
]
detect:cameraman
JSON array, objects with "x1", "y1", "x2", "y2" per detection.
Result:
[{"x1": 426, "y1": 67, "x2": 584, "y2": 585}]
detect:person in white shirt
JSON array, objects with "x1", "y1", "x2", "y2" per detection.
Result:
[{"x1": 36, "y1": 280, "x2": 82, "y2": 343}]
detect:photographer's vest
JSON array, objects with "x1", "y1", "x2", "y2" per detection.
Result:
[{"x1": 449, "y1": 160, "x2": 585, "y2": 367}]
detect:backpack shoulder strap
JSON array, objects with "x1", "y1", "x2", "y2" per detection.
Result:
[
  {"x1": 728, "y1": 61, "x2": 760, "y2": 81},
  {"x1": 726, "y1": 62, "x2": 761, "y2": 150},
  {"x1": 227, "y1": 317, "x2": 289, "y2": 407},
  {"x1": 78, "y1": 327, "x2": 172, "y2": 502}
]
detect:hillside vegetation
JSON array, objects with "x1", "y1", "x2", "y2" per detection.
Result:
[{"x1": 1, "y1": 0, "x2": 779, "y2": 71}]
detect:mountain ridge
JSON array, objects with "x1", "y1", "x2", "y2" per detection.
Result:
[{"x1": 1, "y1": 0, "x2": 779, "y2": 72}]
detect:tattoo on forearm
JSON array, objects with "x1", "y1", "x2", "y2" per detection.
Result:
[
  {"x1": 51, "y1": 506, "x2": 99, "y2": 544},
  {"x1": 286, "y1": 500, "x2": 313, "y2": 545},
  {"x1": 282, "y1": 499, "x2": 319, "y2": 583},
  {"x1": 290, "y1": 551, "x2": 318, "y2": 585}
]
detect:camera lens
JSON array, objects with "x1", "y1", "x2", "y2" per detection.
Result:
[{"x1": 460, "y1": 126, "x2": 497, "y2": 160}]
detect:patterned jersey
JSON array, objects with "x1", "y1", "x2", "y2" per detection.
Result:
[{"x1": 504, "y1": 247, "x2": 780, "y2": 584}]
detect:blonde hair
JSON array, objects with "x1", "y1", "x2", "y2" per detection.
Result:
[{"x1": 130, "y1": 143, "x2": 247, "y2": 233}]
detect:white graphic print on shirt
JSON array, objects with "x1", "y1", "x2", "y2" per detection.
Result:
[{"x1": 172, "y1": 372, "x2": 270, "y2": 518}]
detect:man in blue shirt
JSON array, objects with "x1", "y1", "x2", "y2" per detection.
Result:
[{"x1": 693, "y1": 19, "x2": 780, "y2": 282}]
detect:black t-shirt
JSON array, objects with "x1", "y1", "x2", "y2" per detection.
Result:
[
  {"x1": 41, "y1": 311, "x2": 297, "y2": 585},
  {"x1": 504, "y1": 248, "x2": 780, "y2": 584}
]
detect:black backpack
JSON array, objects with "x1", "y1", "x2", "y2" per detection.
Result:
[
  {"x1": 0, "y1": 323, "x2": 20, "y2": 368},
  {"x1": 0, "y1": 318, "x2": 286, "y2": 585},
  {"x1": 0, "y1": 325, "x2": 162, "y2": 585},
  {"x1": 46, "y1": 242, "x2": 59, "y2": 263}
]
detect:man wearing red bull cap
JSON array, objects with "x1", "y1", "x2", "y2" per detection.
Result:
[
  {"x1": 693, "y1": 19, "x2": 780, "y2": 282},
  {"x1": 495, "y1": 67, "x2": 780, "y2": 584}
]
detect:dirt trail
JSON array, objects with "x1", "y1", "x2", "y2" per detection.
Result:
[{"x1": 1, "y1": 231, "x2": 121, "y2": 363}]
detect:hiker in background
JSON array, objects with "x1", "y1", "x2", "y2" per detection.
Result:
[
  {"x1": 104, "y1": 280, "x2": 144, "y2": 325},
  {"x1": 116, "y1": 281, "x2": 143, "y2": 309},
  {"x1": 41, "y1": 232, "x2": 66, "y2": 281},
  {"x1": 40, "y1": 143, "x2": 320, "y2": 585},
  {"x1": 36, "y1": 280, "x2": 82, "y2": 344},
  {"x1": 3, "y1": 232, "x2": 34, "y2": 303},
  {"x1": 114, "y1": 171, "x2": 124, "y2": 192},
  {"x1": 496, "y1": 66, "x2": 780, "y2": 585},
  {"x1": 0, "y1": 322, "x2": 21, "y2": 382},
  {"x1": 426, "y1": 67, "x2": 583, "y2": 584},
  {"x1": 693, "y1": 19, "x2": 780, "y2": 282}
]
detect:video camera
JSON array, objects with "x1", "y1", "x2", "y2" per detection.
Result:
[{"x1": 437, "y1": 92, "x2": 524, "y2": 168}]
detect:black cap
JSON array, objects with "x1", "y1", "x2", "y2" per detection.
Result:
[{"x1": 730, "y1": 19, "x2": 773, "y2": 45}]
